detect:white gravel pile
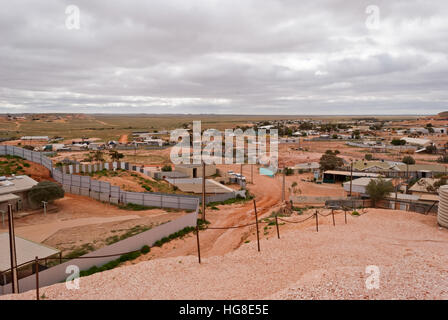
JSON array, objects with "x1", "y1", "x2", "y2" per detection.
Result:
[{"x1": 3, "y1": 209, "x2": 448, "y2": 300}]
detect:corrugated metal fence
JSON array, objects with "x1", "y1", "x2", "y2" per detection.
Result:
[{"x1": 0, "y1": 145, "x2": 199, "y2": 210}]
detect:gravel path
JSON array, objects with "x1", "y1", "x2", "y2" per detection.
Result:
[{"x1": 3, "y1": 209, "x2": 448, "y2": 300}]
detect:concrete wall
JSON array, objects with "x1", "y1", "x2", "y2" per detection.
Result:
[
  {"x1": 175, "y1": 165, "x2": 216, "y2": 178},
  {"x1": 0, "y1": 206, "x2": 199, "y2": 295}
]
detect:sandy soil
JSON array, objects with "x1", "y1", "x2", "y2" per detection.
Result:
[
  {"x1": 126, "y1": 165, "x2": 344, "y2": 264},
  {"x1": 5, "y1": 209, "x2": 448, "y2": 300},
  {"x1": 0, "y1": 193, "x2": 190, "y2": 254},
  {"x1": 118, "y1": 134, "x2": 128, "y2": 144}
]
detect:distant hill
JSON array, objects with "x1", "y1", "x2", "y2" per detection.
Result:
[{"x1": 438, "y1": 111, "x2": 448, "y2": 118}]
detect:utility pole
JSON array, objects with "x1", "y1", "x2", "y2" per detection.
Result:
[
  {"x1": 251, "y1": 164, "x2": 253, "y2": 184},
  {"x1": 202, "y1": 161, "x2": 206, "y2": 221},
  {"x1": 8, "y1": 204, "x2": 19, "y2": 293},
  {"x1": 240, "y1": 163, "x2": 243, "y2": 176},
  {"x1": 282, "y1": 167, "x2": 286, "y2": 202},
  {"x1": 395, "y1": 183, "x2": 399, "y2": 210},
  {"x1": 349, "y1": 161, "x2": 353, "y2": 197}
]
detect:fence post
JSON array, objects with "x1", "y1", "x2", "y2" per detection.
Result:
[
  {"x1": 344, "y1": 208, "x2": 347, "y2": 224},
  {"x1": 315, "y1": 210, "x2": 319, "y2": 232},
  {"x1": 331, "y1": 209, "x2": 335, "y2": 226},
  {"x1": 275, "y1": 214, "x2": 280, "y2": 239},
  {"x1": 253, "y1": 199, "x2": 260, "y2": 252},
  {"x1": 35, "y1": 256, "x2": 39, "y2": 300},
  {"x1": 196, "y1": 223, "x2": 201, "y2": 264}
]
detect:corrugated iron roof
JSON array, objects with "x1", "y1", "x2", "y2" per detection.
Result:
[{"x1": 0, "y1": 233, "x2": 60, "y2": 273}]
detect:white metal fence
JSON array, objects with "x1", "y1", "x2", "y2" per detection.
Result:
[{"x1": 0, "y1": 145, "x2": 199, "y2": 210}]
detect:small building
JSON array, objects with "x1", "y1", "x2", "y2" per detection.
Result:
[
  {"x1": 408, "y1": 178, "x2": 438, "y2": 196},
  {"x1": 400, "y1": 137, "x2": 433, "y2": 148},
  {"x1": 323, "y1": 170, "x2": 381, "y2": 183},
  {"x1": 166, "y1": 178, "x2": 234, "y2": 195},
  {"x1": 395, "y1": 164, "x2": 446, "y2": 178},
  {"x1": 352, "y1": 160, "x2": 404, "y2": 172},
  {"x1": 143, "y1": 138, "x2": 164, "y2": 147},
  {"x1": 0, "y1": 233, "x2": 61, "y2": 287},
  {"x1": 20, "y1": 136, "x2": 49, "y2": 142},
  {"x1": 343, "y1": 177, "x2": 392, "y2": 197},
  {"x1": 0, "y1": 175, "x2": 38, "y2": 213},
  {"x1": 292, "y1": 162, "x2": 320, "y2": 173},
  {"x1": 174, "y1": 164, "x2": 216, "y2": 178}
]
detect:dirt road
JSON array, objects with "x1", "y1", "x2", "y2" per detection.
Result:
[{"x1": 118, "y1": 134, "x2": 128, "y2": 143}]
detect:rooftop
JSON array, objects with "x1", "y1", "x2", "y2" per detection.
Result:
[
  {"x1": 0, "y1": 233, "x2": 60, "y2": 273},
  {"x1": 0, "y1": 176, "x2": 38, "y2": 195},
  {"x1": 343, "y1": 177, "x2": 391, "y2": 187}
]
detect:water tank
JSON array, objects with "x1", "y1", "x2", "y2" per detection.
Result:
[{"x1": 437, "y1": 185, "x2": 448, "y2": 228}]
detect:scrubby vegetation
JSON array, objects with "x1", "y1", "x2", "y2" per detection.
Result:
[
  {"x1": 0, "y1": 155, "x2": 29, "y2": 175},
  {"x1": 79, "y1": 219, "x2": 208, "y2": 278},
  {"x1": 206, "y1": 190, "x2": 254, "y2": 207}
]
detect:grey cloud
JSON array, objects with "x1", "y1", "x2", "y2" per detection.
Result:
[{"x1": 0, "y1": 0, "x2": 447, "y2": 114}]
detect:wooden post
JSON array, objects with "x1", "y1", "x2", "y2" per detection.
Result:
[
  {"x1": 35, "y1": 256, "x2": 39, "y2": 300},
  {"x1": 253, "y1": 199, "x2": 260, "y2": 252},
  {"x1": 8, "y1": 204, "x2": 19, "y2": 293},
  {"x1": 196, "y1": 224, "x2": 201, "y2": 264},
  {"x1": 344, "y1": 208, "x2": 347, "y2": 224},
  {"x1": 282, "y1": 168, "x2": 286, "y2": 202},
  {"x1": 251, "y1": 164, "x2": 253, "y2": 184},
  {"x1": 202, "y1": 162, "x2": 206, "y2": 221},
  {"x1": 315, "y1": 210, "x2": 319, "y2": 232},
  {"x1": 332, "y1": 208, "x2": 335, "y2": 226},
  {"x1": 275, "y1": 214, "x2": 280, "y2": 239},
  {"x1": 349, "y1": 161, "x2": 353, "y2": 197}
]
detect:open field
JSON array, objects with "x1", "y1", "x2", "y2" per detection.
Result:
[{"x1": 0, "y1": 113, "x2": 425, "y2": 142}]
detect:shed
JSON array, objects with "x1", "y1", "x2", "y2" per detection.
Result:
[{"x1": 0, "y1": 232, "x2": 61, "y2": 285}]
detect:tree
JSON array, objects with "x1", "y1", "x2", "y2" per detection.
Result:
[
  {"x1": 319, "y1": 153, "x2": 344, "y2": 171},
  {"x1": 161, "y1": 164, "x2": 172, "y2": 172},
  {"x1": 22, "y1": 145, "x2": 35, "y2": 151},
  {"x1": 365, "y1": 153, "x2": 373, "y2": 161},
  {"x1": 402, "y1": 156, "x2": 415, "y2": 165},
  {"x1": 109, "y1": 150, "x2": 124, "y2": 162},
  {"x1": 425, "y1": 145, "x2": 437, "y2": 154},
  {"x1": 284, "y1": 167, "x2": 294, "y2": 176},
  {"x1": 391, "y1": 139, "x2": 406, "y2": 146},
  {"x1": 365, "y1": 178, "x2": 394, "y2": 207},
  {"x1": 90, "y1": 150, "x2": 104, "y2": 162},
  {"x1": 28, "y1": 181, "x2": 64, "y2": 208},
  {"x1": 438, "y1": 154, "x2": 448, "y2": 163},
  {"x1": 351, "y1": 130, "x2": 360, "y2": 139}
]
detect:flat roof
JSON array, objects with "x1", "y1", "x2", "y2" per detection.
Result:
[
  {"x1": 324, "y1": 170, "x2": 381, "y2": 177},
  {"x1": 0, "y1": 175, "x2": 38, "y2": 195},
  {"x1": 343, "y1": 177, "x2": 391, "y2": 187},
  {"x1": 0, "y1": 233, "x2": 60, "y2": 273},
  {"x1": 0, "y1": 193, "x2": 20, "y2": 203}
]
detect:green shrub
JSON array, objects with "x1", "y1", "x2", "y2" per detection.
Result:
[
  {"x1": 140, "y1": 245, "x2": 150, "y2": 254},
  {"x1": 28, "y1": 181, "x2": 64, "y2": 208}
]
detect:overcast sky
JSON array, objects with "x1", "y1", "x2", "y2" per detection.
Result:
[{"x1": 1, "y1": 0, "x2": 447, "y2": 115}]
